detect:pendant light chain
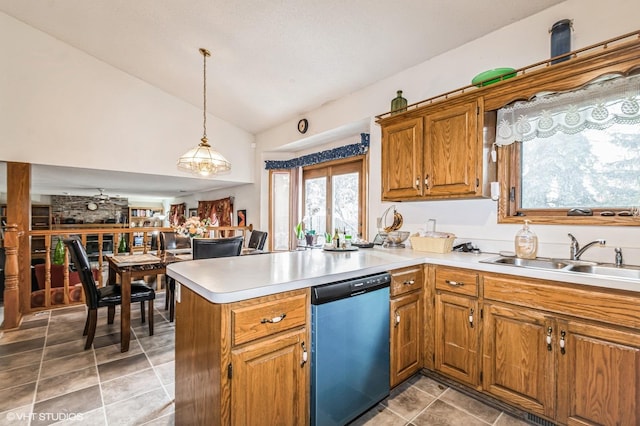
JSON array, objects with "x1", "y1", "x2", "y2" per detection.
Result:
[{"x1": 201, "y1": 48, "x2": 210, "y2": 143}]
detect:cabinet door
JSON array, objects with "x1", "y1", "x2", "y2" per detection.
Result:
[
  {"x1": 483, "y1": 303, "x2": 555, "y2": 419},
  {"x1": 435, "y1": 291, "x2": 479, "y2": 386},
  {"x1": 231, "y1": 328, "x2": 308, "y2": 426},
  {"x1": 390, "y1": 291, "x2": 423, "y2": 387},
  {"x1": 424, "y1": 101, "x2": 479, "y2": 197},
  {"x1": 556, "y1": 319, "x2": 640, "y2": 426},
  {"x1": 381, "y1": 117, "x2": 424, "y2": 200}
]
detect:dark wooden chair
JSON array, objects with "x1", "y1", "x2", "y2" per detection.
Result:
[
  {"x1": 159, "y1": 231, "x2": 191, "y2": 322},
  {"x1": 63, "y1": 238, "x2": 156, "y2": 350},
  {"x1": 247, "y1": 230, "x2": 268, "y2": 250},
  {"x1": 192, "y1": 236, "x2": 244, "y2": 260}
]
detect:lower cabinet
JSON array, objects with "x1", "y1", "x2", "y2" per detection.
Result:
[
  {"x1": 482, "y1": 272, "x2": 640, "y2": 425},
  {"x1": 482, "y1": 302, "x2": 555, "y2": 419},
  {"x1": 434, "y1": 266, "x2": 480, "y2": 387},
  {"x1": 390, "y1": 291, "x2": 422, "y2": 387},
  {"x1": 231, "y1": 328, "x2": 308, "y2": 425},
  {"x1": 435, "y1": 291, "x2": 480, "y2": 387},
  {"x1": 175, "y1": 285, "x2": 310, "y2": 426},
  {"x1": 556, "y1": 319, "x2": 640, "y2": 426},
  {"x1": 389, "y1": 265, "x2": 424, "y2": 387}
]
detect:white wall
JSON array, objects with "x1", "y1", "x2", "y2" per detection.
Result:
[
  {"x1": 0, "y1": 12, "x2": 254, "y2": 184},
  {"x1": 256, "y1": 0, "x2": 640, "y2": 264}
]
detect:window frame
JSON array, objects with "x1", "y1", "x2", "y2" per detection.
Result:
[
  {"x1": 302, "y1": 155, "x2": 368, "y2": 238},
  {"x1": 497, "y1": 142, "x2": 639, "y2": 226},
  {"x1": 268, "y1": 168, "x2": 299, "y2": 251}
]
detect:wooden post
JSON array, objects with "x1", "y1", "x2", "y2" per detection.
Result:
[{"x1": 3, "y1": 224, "x2": 22, "y2": 329}]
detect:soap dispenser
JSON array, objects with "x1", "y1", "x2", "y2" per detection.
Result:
[{"x1": 515, "y1": 220, "x2": 538, "y2": 259}]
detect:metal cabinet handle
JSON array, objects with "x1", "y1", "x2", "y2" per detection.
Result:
[
  {"x1": 415, "y1": 176, "x2": 420, "y2": 187},
  {"x1": 261, "y1": 313, "x2": 286, "y2": 324},
  {"x1": 445, "y1": 280, "x2": 464, "y2": 286},
  {"x1": 301, "y1": 341, "x2": 308, "y2": 366},
  {"x1": 560, "y1": 330, "x2": 566, "y2": 355},
  {"x1": 546, "y1": 326, "x2": 553, "y2": 351},
  {"x1": 424, "y1": 175, "x2": 430, "y2": 189},
  {"x1": 403, "y1": 279, "x2": 415, "y2": 286},
  {"x1": 469, "y1": 308, "x2": 474, "y2": 328},
  {"x1": 394, "y1": 310, "x2": 401, "y2": 327}
]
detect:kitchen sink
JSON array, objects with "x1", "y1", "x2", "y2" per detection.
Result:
[
  {"x1": 486, "y1": 257, "x2": 571, "y2": 270},
  {"x1": 481, "y1": 256, "x2": 640, "y2": 280},
  {"x1": 567, "y1": 264, "x2": 640, "y2": 279}
]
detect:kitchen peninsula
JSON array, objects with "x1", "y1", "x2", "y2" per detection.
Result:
[{"x1": 167, "y1": 248, "x2": 640, "y2": 426}]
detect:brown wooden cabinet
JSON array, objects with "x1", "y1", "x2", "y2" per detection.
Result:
[
  {"x1": 381, "y1": 117, "x2": 424, "y2": 200},
  {"x1": 482, "y1": 272, "x2": 640, "y2": 425},
  {"x1": 1, "y1": 204, "x2": 51, "y2": 258},
  {"x1": 379, "y1": 99, "x2": 484, "y2": 201},
  {"x1": 482, "y1": 302, "x2": 555, "y2": 419},
  {"x1": 424, "y1": 100, "x2": 480, "y2": 197},
  {"x1": 434, "y1": 266, "x2": 480, "y2": 387},
  {"x1": 389, "y1": 265, "x2": 424, "y2": 387},
  {"x1": 175, "y1": 286, "x2": 309, "y2": 426}
]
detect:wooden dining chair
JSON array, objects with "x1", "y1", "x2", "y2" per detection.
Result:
[
  {"x1": 192, "y1": 236, "x2": 244, "y2": 260},
  {"x1": 160, "y1": 231, "x2": 191, "y2": 323},
  {"x1": 63, "y1": 238, "x2": 156, "y2": 350},
  {"x1": 247, "y1": 230, "x2": 268, "y2": 250}
]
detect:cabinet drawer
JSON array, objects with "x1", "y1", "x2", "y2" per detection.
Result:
[
  {"x1": 391, "y1": 265, "x2": 424, "y2": 296},
  {"x1": 435, "y1": 266, "x2": 478, "y2": 297},
  {"x1": 232, "y1": 293, "x2": 307, "y2": 346}
]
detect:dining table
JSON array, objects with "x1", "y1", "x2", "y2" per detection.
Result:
[
  {"x1": 105, "y1": 248, "x2": 268, "y2": 352},
  {"x1": 106, "y1": 251, "x2": 186, "y2": 352}
]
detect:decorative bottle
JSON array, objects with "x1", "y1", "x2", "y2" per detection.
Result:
[
  {"x1": 118, "y1": 234, "x2": 128, "y2": 253},
  {"x1": 515, "y1": 220, "x2": 538, "y2": 259},
  {"x1": 333, "y1": 228, "x2": 340, "y2": 249},
  {"x1": 390, "y1": 90, "x2": 407, "y2": 115},
  {"x1": 53, "y1": 239, "x2": 65, "y2": 265}
]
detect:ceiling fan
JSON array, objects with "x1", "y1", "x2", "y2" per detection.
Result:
[{"x1": 93, "y1": 188, "x2": 111, "y2": 203}]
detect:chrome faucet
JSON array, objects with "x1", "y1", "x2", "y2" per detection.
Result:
[
  {"x1": 615, "y1": 248, "x2": 623, "y2": 266},
  {"x1": 568, "y1": 233, "x2": 606, "y2": 260}
]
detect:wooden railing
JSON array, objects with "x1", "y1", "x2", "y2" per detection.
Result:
[{"x1": 3, "y1": 224, "x2": 254, "y2": 324}]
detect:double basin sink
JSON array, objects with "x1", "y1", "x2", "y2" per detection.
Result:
[{"x1": 481, "y1": 256, "x2": 640, "y2": 280}]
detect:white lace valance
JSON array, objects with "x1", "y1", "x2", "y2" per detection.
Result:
[{"x1": 495, "y1": 73, "x2": 640, "y2": 146}]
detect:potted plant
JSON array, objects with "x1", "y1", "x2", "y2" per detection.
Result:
[{"x1": 295, "y1": 222, "x2": 306, "y2": 247}]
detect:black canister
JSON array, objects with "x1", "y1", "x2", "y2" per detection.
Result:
[{"x1": 550, "y1": 19, "x2": 573, "y2": 64}]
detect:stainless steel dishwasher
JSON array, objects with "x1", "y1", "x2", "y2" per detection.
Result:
[{"x1": 311, "y1": 272, "x2": 391, "y2": 426}]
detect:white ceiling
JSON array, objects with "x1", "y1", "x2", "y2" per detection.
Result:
[{"x1": 0, "y1": 0, "x2": 565, "y2": 199}]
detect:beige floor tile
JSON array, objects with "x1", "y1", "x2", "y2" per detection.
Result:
[
  {"x1": 0, "y1": 348, "x2": 43, "y2": 370},
  {"x1": 31, "y1": 385, "x2": 102, "y2": 426},
  {"x1": 0, "y1": 404, "x2": 32, "y2": 426},
  {"x1": 104, "y1": 388, "x2": 173, "y2": 426},
  {"x1": 40, "y1": 351, "x2": 96, "y2": 380},
  {"x1": 494, "y1": 412, "x2": 532, "y2": 426},
  {"x1": 97, "y1": 352, "x2": 152, "y2": 382},
  {"x1": 382, "y1": 381, "x2": 436, "y2": 421},
  {"x1": 101, "y1": 367, "x2": 162, "y2": 405},
  {"x1": 412, "y1": 399, "x2": 490, "y2": 426},
  {"x1": 0, "y1": 364, "x2": 39, "y2": 391},
  {"x1": 36, "y1": 366, "x2": 99, "y2": 402},
  {"x1": 0, "y1": 382, "x2": 36, "y2": 413},
  {"x1": 349, "y1": 404, "x2": 407, "y2": 426},
  {"x1": 439, "y1": 389, "x2": 501, "y2": 424},
  {"x1": 154, "y1": 361, "x2": 174, "y2": 386}
]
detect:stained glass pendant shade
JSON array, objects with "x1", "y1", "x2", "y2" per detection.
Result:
[{"x1": 177, "y1": 48, "x2": 231, "y2": 177}]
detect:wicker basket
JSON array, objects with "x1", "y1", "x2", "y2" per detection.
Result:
[{"x1": 410, "y1": 235, "x2": 455, "y2": 253}]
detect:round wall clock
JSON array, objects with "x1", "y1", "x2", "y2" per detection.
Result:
[
  {"x1": 87, "y1": 202, "x2": 98, "y2": 211},
  {"x1": 297, "y1": 118, "x2": 308, "y2": 134}
]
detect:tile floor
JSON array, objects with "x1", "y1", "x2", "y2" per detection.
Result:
[{"x1": 0, "y1": 294, "x2": 532, "y2": 426}]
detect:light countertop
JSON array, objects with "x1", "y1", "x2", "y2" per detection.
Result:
[{"x1": 167, "y1": 247, "x2": 640, "y2": 304}]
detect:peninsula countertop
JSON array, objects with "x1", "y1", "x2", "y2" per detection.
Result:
[{"x1": 166, "y1": 247, "x2": 640, "y2": 304}]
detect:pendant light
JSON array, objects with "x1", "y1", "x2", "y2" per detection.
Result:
[{"x1": 177, "y1": 48, "x2": 231, "y2": 176}]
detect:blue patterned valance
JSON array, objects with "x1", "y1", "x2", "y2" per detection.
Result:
[{"x1": 265, "y1": 133, "x2": 369, "y2": 170}]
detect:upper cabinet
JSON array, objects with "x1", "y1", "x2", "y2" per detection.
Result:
[{"x1": 380, "y1": 99, "x2": 484, "y2": 201}]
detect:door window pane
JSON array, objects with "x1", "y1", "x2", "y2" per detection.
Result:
[
  {"x1": 304, "y1": 177, "x2": 326, "y2": 236},
  {"x1": 332, "y1": 172, "x2": 359, "y2": 235},
  {"x1": 272, "y1": 172, "x2": 291, "y2": 251}
]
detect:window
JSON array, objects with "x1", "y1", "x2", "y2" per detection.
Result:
[
  {"x1": 497, "y1": 74, "x2": 640, "y2": 225},
  {"x1": 302, "y1": 157, "x2": 366, "y2": 239},
  {"x1": 269, "y1": 169, "x2": 297, "y2": 251}
]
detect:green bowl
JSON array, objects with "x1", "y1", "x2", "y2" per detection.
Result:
[{"x1": 472, "y1": 68, "x2": 517, "y2": 87}]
